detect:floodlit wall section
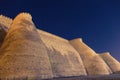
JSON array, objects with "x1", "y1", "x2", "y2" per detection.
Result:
[
  {"x1": 70, "y1": 38, "x2": 110, "y2": 75},
  {"x1": 38, "y1": 30, "x2": 87, "y2": 77},
  {"x1": 99, "y1": 52, "x2": 120, "y2": 73},
  {"x1": 0, "y1": 13, "x2": 53, "y2": 79}
]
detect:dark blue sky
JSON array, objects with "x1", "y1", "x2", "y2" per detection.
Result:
[{"x1": 0, "y1": 0, "x2": 120, "y2": 61}]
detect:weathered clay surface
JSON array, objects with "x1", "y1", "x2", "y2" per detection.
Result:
[
  {"x1": 0, "y1": 15, "x2": 12, "y2": 46},
  {"x1": 0, "y1": 13, "x2": 53, "y2": 79},
  {"x1": 38, "y1": 30, "x2": 87, "y2": 77},
  {"x1": 0, "y1": 25, "x2": 6, "y2": 46},
  {"x1": 0, "y1": 15, "x2": 12, "y2": 31},
  {"x1": 99, "y1": 52, "x2": 120, "y2": 74},
  {"x1": 0, "y1": 14, "x2": 87, "y2": 77},
  {"x1": 0, "y1": 13, "x2": 120, "y2": 79},
  {"x1": 69, "y1": 38, "x2": 110, "y2": 75}
]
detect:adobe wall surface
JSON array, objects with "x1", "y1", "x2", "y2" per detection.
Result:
[
  {"x1": 0, "y1": 25, "x2": 6, "y2": 46},
  {"x1": 0, "y1": 14, "x2": 87, "y2": 77},
  {"x1": 0, "y1": 13, "x2": 120, "y2": 79},
  {"x1": 37, "y1": 30, "x2": 87, "y2": 77},
  {"x1": 69, "y1": 38, "x2": 110, "y2": 75},
  {"x1": 99, "y1": 52, "x2": 120, "y2": 73},
  {"x1": 0, "y1": 13, "x2": 53, "y2": 79},
  {"x1": 0, "y1": 15, "x2": 12, "y2": 31},
  {"x1": 0, "y1": 15, "x2": 12, "y2": 46}
]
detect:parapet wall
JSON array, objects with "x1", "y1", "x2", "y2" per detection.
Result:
[{"x1": 0, "y1": 15, "x2": 12, "y2": 31}]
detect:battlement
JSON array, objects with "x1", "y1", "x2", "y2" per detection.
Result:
[{"x1": 0, "y1": 15, "x2": 12, "y2": 29}]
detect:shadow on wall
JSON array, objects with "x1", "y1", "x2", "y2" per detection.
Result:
[{"x1": 0, "y1": 24, "x2": 7, "y2": 46}]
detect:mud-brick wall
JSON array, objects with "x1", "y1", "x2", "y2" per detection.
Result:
[
  {"x1": 99, "y1": 52, "x2": 120, "y2": 74},
  {"x1": 70, "y1": 38, "x2": 110, "y2": 75},
  {"x1": 0, "y1": 13, "x2": 53, "y2": 79},
  {"x1": 38, "y1": 30, "x2": 87, "y2": 77}
]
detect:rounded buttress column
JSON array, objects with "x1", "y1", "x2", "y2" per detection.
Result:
[
  {"x1": 100, "y1": 52, "x2": 120, "y2": 74},
  {"x1": 70, "y1": 38, "x2": 110, "y2": 75}
]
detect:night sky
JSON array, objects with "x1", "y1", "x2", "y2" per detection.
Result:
[{"x1": 0, "y1": 0, "x2": 120, "y2": 61}]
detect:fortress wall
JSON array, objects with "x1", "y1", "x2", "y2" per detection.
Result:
[
  {"x1": 99, "y1": 52, "x2": 120, "y2": 74},
  {"x1": 38, "y1": 30, "x2": 68, "y2": 43},
  {"x1": 69, "y1": 38, "x2": 110, "y2": 75},
  {"x1": 0, "y1": 13, "x2": 53, "y2": 79},
  {"x1": 0, "y1": 15, "x2": 12, "y2": 46},
  {"x1": 0, "y1": 25, "x2": 6, "y2": 46},
  {"x1": 96, "y1": 54, "x2": 113, "y2": 74},
  {"x1": 2, "y1": 16, "x2": 86, "y2": 77},
  {"x1": 0, "y1": 15, "x2": 12, "y2": 31},
  {"x1": 0, "y1": 14, "x2": 87, "y2": 77},
  {"x1": 37, "y1": 30, "x2": 87, "y2": 77},
  {"x1": 1, "y1": 13, "x2": 119, "y2": 78}
]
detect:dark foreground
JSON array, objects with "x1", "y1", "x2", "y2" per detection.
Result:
[
  {"x1": 1, "y1": 74, "x2": 120, "y2": 80},
  {"x1": 45, "y1": 74, "x2": 120, "y2": 80}
]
